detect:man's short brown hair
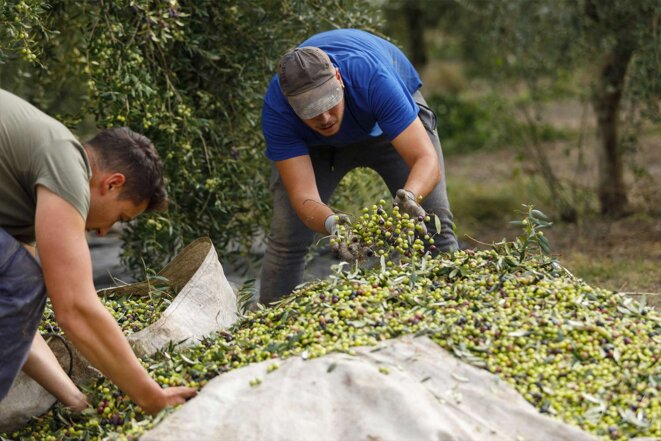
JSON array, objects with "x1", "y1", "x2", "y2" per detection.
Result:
[{"x1": 85, "y1": 127, "x2": 168, "y2": 212}]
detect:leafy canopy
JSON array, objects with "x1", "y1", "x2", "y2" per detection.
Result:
[{"x1": 1, "y1": 0, "x2": 383, "y2": 272}]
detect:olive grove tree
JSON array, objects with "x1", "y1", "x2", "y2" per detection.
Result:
[
  {"x1": 459, "y1": 0, "x2": 659, "y2": 217},
  {"x1": 0, "y1": 0, "x2": 381, "y2": 272},
  {"x1": 383, "y1": 0, "x2": 659, "y2": 218}
]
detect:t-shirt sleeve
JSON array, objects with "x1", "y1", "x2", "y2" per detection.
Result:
[
  {"x1": 32, "y1": 139, "x2": 90, "y2": 221},
  {"x1": 367, "y1": 71, "x2": 419, "y2": 141},
  {"x1": 262, "y1": 102, "x2": 310, "y2": 162}
]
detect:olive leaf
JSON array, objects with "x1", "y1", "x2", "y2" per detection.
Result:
[{"x1": 434, "y1": 213, "x2": 442, "y2": 235}]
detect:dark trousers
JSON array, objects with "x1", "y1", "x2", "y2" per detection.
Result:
[
  {"x1": 259, "y1": 91, "x2": 458, "y2": 304},
  {"x1": 0, "y1": 227, "x2": 46, "y2": 401}
]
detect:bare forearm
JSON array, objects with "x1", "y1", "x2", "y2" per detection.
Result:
[
  {"x1": 22, "y1": 333, "x2": 87, "y2": 410},
  {"x1": 56, "y1": 300, "x2": 163, "y2": 410},
  {"x1": 292, "y1": 197, "x2": 335, "y2": 234},
  {"x1": 275, "y1": 156, "x2": 336, "y2": 234},
  {"x1": 403, "y1": 157, "x2": 441, "y2": 200},
  {"x1": 392, "y1": 118, "x2": 442, "y2": 201}
]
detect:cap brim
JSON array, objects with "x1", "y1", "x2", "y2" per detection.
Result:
[{"x1": 287, "y1": 77, "x2": 343, "y2": 120}]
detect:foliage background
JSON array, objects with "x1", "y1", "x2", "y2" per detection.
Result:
[
  {"x1": 383, "y1": 0, "x2": 659, "y2": 219},
  {"x1": 1, "y1": 0, "x2": 659, "y2": 288},
  {"x1": 1, "y1": 0, "x2": 382, "y2": 272}
]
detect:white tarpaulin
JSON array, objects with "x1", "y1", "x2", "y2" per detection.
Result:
[
  {"x1": 121, "y1": 237, "x2": 239, "y2": 357},
  {"x1": 142, "y1": 335, "x2": 599, "y2": 441}
]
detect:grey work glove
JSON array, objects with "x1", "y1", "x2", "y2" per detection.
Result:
[
  {"x1": 325, "y1": 213, "x2": 352, "y2": 236},
  {"x1": 325, "y1": 214, "x2": 368, "y2": 262},
  {"x1": 394, "y1": 189, "x2": 428, "y2": 235}
]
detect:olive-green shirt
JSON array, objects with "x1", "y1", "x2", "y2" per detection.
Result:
[{"x1": 0, "y1": 89, "x2": 91, "y2": 244}]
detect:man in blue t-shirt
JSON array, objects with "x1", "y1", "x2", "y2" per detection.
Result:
[{"x1": 259, "y1": 29, "x2": 458, "y2": 304}]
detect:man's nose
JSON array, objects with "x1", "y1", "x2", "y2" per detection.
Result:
[
  {"x1": 97, "y1": 227, "x2": 110, "y2": 237},
  {"x1": 316, "y1": 112, "x2": 331, "y2": 123}
]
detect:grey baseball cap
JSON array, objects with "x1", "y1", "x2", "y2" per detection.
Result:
[{"x1": 277, "y1": 46, "x2": 343, "y2": 120}]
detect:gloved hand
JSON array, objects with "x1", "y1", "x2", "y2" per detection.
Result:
[
  {"x1": 325, "y1": 214, "x2": 368, "y2": 262},
  {"x1": 324, "y1": 213, "x2": 352, "y2": 236},
  {"x1": 394, "y1": 189, "x2": 428, "y2": 235}
]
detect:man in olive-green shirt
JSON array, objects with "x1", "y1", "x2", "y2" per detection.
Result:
[
  {"x1": 0, "y1": 89, "x2": 196, "y2": 414},
  {"x1": 0, "y1": 90, "x2": 91, "y2": 244}
]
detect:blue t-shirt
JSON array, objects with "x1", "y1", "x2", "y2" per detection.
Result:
[{"x1": 262, "y1": 29, "x2": 422, "y2": 161}]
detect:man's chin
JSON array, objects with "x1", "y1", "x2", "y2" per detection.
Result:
[{"x1": 317, "y1": 124, "x2": 339, "y2": 136}]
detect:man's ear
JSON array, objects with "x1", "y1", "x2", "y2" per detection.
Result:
[{"x1": 104, "y1": 173, "x2": 126, "y2": 194}]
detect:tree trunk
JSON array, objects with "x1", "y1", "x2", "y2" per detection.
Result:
[
  {"x1": 403, "y1": 0, "x2": 427, "y2": 69},
  {"x1": 591, "y1": 42, "x2": 633, "y2": 216}
]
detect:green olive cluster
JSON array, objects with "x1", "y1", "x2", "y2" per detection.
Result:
[
  {"x1": 8, "y1": 206, "x2": 660, "y2": 441},
  {"x1": 40, "y1": 286, "x2": 175, "y2": 336},
  {"x1": 329, "y1": 200, "x2": 433, "y2": 262}
]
